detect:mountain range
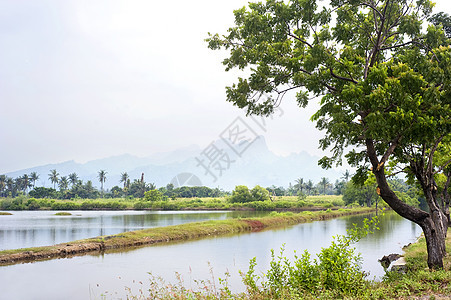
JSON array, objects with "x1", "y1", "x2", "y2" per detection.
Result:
[{"x1": 5, "y1": 136, "x2": 344, "y2": 191}]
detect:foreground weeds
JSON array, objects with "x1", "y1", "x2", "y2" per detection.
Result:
[{"x1": 124, "y1": 223, "x2": 451, "y2": 300}]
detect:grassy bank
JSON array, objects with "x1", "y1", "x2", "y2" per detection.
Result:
[
  {"x1": 0, "y1": 195, "x2": 348, "y2": 211},
  {"x1": 0, "y1": 207, "x2": 373, "y2": 265},
  {"x1": 367, "y1": 228, "x2": 451, "y2": 299}
]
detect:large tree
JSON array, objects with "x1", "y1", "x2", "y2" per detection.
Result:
[{"x1": 208, "y1": 0, "x2": 451, "y2": 269}]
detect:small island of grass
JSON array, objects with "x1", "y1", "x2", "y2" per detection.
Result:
[
  {"x1": 0, "y1": 212, "x2": 12, "y2": 215},
  {"x1": 54, "y1": 212, "x2": 72, "y2": 216}
]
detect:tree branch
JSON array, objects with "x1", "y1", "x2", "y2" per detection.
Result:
[
  {"x1": 380, "y1": 135, "x2": 402, "y2": 166},
  {"x1": 434, "y1": 158, "x2": 451, "y2": 175},
  {"x1": 329, "y1": 68, "x2": 359, "y2": 84},
  {"x1": 288, "y1": 32, "x2": 313, "y2": 48}
]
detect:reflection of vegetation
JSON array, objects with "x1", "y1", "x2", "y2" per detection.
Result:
[{"x1": 343, "y1": 211, "x2": 410, "y2": 241}]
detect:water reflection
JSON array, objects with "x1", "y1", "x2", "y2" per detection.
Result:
[{"x1": 0, "y1": 210, "x2": 269, "y2": 250}]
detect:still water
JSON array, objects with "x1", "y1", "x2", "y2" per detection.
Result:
[
  {"x1": 0, "y1": 211, "x2": 421, "y2": 300},
  {"x1": 0, "y1": 210, "x2": 269, "y2": 250}
]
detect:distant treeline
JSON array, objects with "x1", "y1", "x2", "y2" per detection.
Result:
[{"x1": 0, "y1": 169, "x2": 425, "y2": 209}]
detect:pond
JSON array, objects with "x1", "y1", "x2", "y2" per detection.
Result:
[
  {"x1": 0, "y1": 210, "x2": 269, "y2": 250},
  {"x1": 0, "y1": 211, "x2": 421, "y2": 300}
]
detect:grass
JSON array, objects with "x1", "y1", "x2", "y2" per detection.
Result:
[
  {"x1": 368, "y1": 229, "x2": 451, "y2": 299},
  {"x1": 0, "y1": 207, "x2": 374, "y2": 264},
  {"x1": 0, "y1": 195, "x2": 349, "y2": 211},
  {"x1": 0, "y1": 212, "x2": 12, "y2": 215},
  {"x1": 54, "y1": 212, "x2": 72, "y2": 216}
]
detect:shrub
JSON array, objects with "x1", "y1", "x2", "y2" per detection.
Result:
[
  {"x1": 51, "y1": 201, "x2": 80, "y2": 210},
  {"x1": 144, "y1": 190, "x2": 164, "y2": 202},
  {"x1": 229, "y1": 185, "x2": 253, "y2": 203},
  {"x1": 134, "y1": 201, "x2": 148, "y2": 210},
  {"x1": 251, "y1": 185, "x2": 270, "y2": 202},
  {"x1": 27, "y1": 198, "x2": 40, "y2": 210},
  {"x1": 332, "y1": 199, "x2": 345, "y2": 206},
  {"x1": 242, "y1": 216, "x2": 379, "y2": 298}
]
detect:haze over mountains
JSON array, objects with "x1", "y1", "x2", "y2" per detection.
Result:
[{"x1": 5, "y1": 136, "x2": 343, "y2": 191}]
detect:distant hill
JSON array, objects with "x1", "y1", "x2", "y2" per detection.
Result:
[{"x1": 5, "y1": 136, "x2": 343, "y2": 191}]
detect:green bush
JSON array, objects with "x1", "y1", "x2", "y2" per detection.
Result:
[
  {"x1": 322, "y1": 202, "x2": 334, "y2": 208},
  {"x1": 27, "y1": 198, "x2": 40, "y2": 210},
  {"x1": 144, "y1": 190, "x2": 164, "y2": 202},
  {"x1": 229, "y1": 185, "x2": 253, "y2": 203},
  {"x1": 296, "y1": 200, "x2": 307, "y2": 207},
  {"x1": 251, "y1": 185, "x2": 270, "y2": 202},
  {"x1": 134, "y1": 201, "x2": 148, "y2": 210},
  {"x1": 51, "y1": 201, "x2": 80, "y2": 210},
  {"x1": 243, "y1": 216, "x2": 379, "y2": 298}
]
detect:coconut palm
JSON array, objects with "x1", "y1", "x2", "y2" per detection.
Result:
[
  {"x1": 120, "y1": 172, "x2": 129, "y2": 189},
  {"x1": 6, "y1": 177, "x2": 14, "y2": 196},
  {"x1": 341, "y1": 170, "x2": 351, "y2": 182},
  {"x1": 294, "y1": 178, "x2": 305, "y2": 194},
  {"x1": 305, "y1": 180, "x2": 314, "y2": 195},
  {"x1": 68, "y1": 173, "x2": 79, "y2": 187},
  {"x1": 21, "y1": 174, "x2": 32, "y2": 194},
  {"x1": 29, "y1": 172, "x2": 39, "y2": 188},
  {"x1": 0, "y1": 175, "x2": 6, "y2": 197},
  {"x1": 319, "y1": 177, "x2": 330, "y2": 195},
  {"x1": 98, "y1": 170, "x2": 107, "y2": 197},
  {"x1": 48, "y1": 169, "x2": 59, "y2": 189},
  {"x1": 59, "y1": 176, "x2": 69, "y2": 191}
]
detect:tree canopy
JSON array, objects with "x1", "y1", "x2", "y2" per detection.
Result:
[{"x1": 208, "y1": 0, "x2": 451, "y2": 269}]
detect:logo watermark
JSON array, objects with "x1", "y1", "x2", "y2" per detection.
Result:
[{"x1": 172, "y1": 105, "x2": 284, "y2": 187}]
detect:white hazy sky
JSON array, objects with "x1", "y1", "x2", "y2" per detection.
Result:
[{"x1": 1, "y1": 0, "x2": 450, "y2": 173}]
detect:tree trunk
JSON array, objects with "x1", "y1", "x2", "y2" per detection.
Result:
[
  {"x1": 420, "y1": 216, "x2": 446, "y2": 269},
  {"x1": 366, "y1": 139, "x2": 446, "y2": 269},
  {"x1": 374, "y1": 170, "x2": 446, "y2": 269}
]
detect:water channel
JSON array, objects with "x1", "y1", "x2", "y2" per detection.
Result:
[
  {"x1": 0, "y1": 210, "x2": 269, "y2": 250},
  {"x1": 0, "y1": 211, "x2": 421, "y2": 299}
]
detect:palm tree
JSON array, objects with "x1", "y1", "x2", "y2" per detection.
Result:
[
  {"x1": 294, "y1": 178, "x2": 305, "y2": 194},
  {"x1": 21, "y1": 174, "x2": 31, "y2": 194},
  {"x1": 98, "y1": 170, "x2": 107, "y2": 196},
  {"x1": 14, "y1": 177, "x2": 23, "y2": 196},
  {"x1": 6, "y1": 177, "x2": 14, "y2": 196},
  {"x1": 30, "y1": 172, "x2": 39, "y2": 188},
  {"x1": 120, "y1": 172, "x2": 129, "y2": 189},
  {"x1": 48, "y1": 169, "x2": 59, "y2": 189},
  {"x1": 341, "y1": 170, "x2": 351, "y2": 182},
  {"x1": 59, "y1": 176, "x2": 69, "y2": 191},
  {"x1": 0, "y1": 175, "x2": 6, "y2": 197},
  {"x1": 68, "y1": 173, "x2": 79, "y2": 187},
  {"x1": 319, "y1": 177, "x2": 330, "y2": 195},
  {"x1": 305, "y1": 180, "x2": 314, "y2": 195}
]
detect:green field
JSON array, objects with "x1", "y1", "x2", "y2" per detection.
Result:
[{"x1": 0, "y1": 194, "x2": 356, "y2": 211}]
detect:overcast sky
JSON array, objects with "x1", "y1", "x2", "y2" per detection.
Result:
[{"x1": 1, "y1": 0, "x2": 450, "y2": 173}]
